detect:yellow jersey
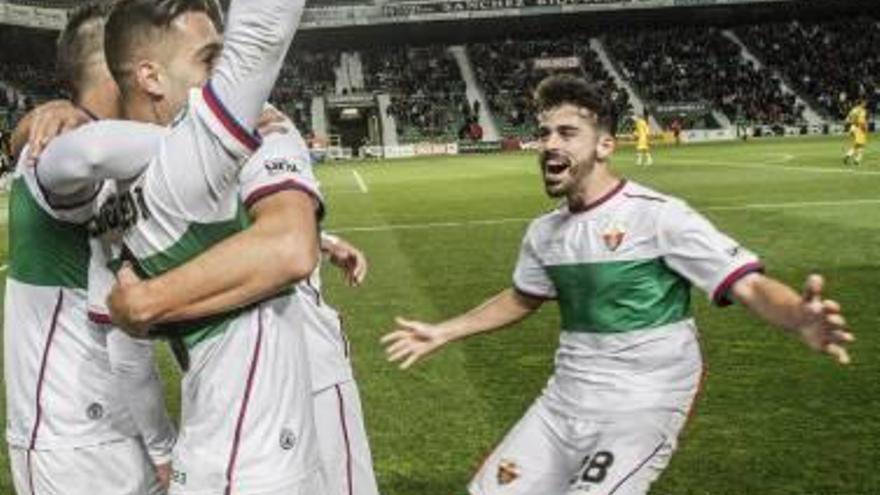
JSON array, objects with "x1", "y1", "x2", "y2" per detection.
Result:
[
  {"x1": 635, "y1": 118, "x2": 650, "y2": 150},
  {"x1": 847, "y1": 105, "x2": 868, "y2": 145}
]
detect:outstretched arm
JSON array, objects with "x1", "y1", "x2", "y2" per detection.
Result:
[
  {"x1": 731, "y1": 273, "x2": 854, "y2": 365},
  {"x1": 381, "y1": 288, "x2": 544, "y2": 369}
]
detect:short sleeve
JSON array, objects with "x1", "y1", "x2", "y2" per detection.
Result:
[
  {"x1": 659, "y1": 201, "x2": 763, "y2": 306},
  {"x1": 238, "y1": 130, "x2": 323, "y2": 216},
  {"x1": 512, "y1": 223, "x2": 556, "y2": 299}
]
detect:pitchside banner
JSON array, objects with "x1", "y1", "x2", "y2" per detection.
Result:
[
  {"x1": 383, "y1": 0, "x2": 656, "y2": 16},
  {"x1": 0, "y1": 3, "x2": 66, "y2": 29},
  {"x1": 381, "y1": 0, "x2": 788, "y2": 16}
]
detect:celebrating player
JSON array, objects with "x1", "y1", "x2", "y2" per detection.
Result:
[
  {"x1": 106, "y1": 224, "x2": 382, "y2": 495},
  {"x1": 382, "y1": 74, "x2": 853, "y2": 495},
  {"x1": 4, "y1": 5, "x2": 174, "y2": 494},
  {"x1": 844, "y1": 98, "x2": 868, "y2": 166},
  {"x1": 31, "y1": 0, "x2": 328, "y2": 493}
]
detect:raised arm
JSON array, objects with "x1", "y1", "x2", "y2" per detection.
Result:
[
  {"x1": 208, "y1": 0, "x2": 307, "y2": 133},
  {"x1": 151, "y1": 0, "x2": 308, "y2": 219}
]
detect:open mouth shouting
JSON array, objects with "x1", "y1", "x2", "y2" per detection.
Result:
[{"x1": 541, "y1": 151, "x2": 573, "y2": 186}]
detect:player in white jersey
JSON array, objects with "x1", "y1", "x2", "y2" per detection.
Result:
[
  {"x1": 107, "y1": 217, "x2": 382, "y2": 495},
  {"x1": 381, "y1": 74, "x2": 854, "y2": 495},
  {"x1": 302, "y1": 234, "x2": 380, "y2": 495},
  {"x1": 33, "y1": 0, "x2": 325, "y2": 492},
  {"x1": 88, "y1": 120, "x2": 379, "y2": 495},
  {"x1": 3, "y1": 6, "x2": 175, "y2": 494}
]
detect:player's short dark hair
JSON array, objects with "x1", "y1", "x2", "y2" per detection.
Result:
[
  {"x1": 105, "y1": 0, "x2": 223, "y2": 94},
  {"x1": 534, "y1": 74, "x2": 617, "y2": 136},
  {"x1": 56, "y1": 2, "x2": 112, "y2": 101}
]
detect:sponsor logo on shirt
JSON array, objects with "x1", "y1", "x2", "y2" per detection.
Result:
[
  {"x1": 88, "y1": 186, "x2": 151, "y2": 238},
  {"x1": 264, "y1": 157, "x2": 301, "y2": 175}
]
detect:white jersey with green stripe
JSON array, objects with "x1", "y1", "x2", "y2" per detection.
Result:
[
  {"x1": 84, "y1": 123, "x2": 323, "y2": 349},
  {"x1": 514, "y1": 180, "x2": 762, "y2": 417},
  {"x1": 4, "y1": 164, "x2": 139, "y2": 450}
]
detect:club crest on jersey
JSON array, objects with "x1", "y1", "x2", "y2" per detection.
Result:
[
  {"x1": 601, "y1": 223, "x2": 626, "y2": 252},
  {"x1": 497, "y1": 459, "x2": 520, "y2": 486}
]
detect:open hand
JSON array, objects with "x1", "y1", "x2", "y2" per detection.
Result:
[
  {"x1": 380, "y1": 317, "x2": 448, "y2": 369},
  {"x1": 796, "y1": 274, "x2": 854, "y2": 365}
]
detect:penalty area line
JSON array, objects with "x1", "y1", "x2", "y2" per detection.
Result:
[{"x1": 352, "y1": 170, "x2": 369, "y2": 193}]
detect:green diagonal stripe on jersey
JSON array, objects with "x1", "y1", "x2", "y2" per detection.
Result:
[
  {"x1": 132, "y1": 205, "x2": 250, "y2": 348},
  {"x1": 546, "y1": 259, "x2": 691, "y2": 333},
  {"x1": 135, "y1": 204, "x2": 250, "y2": 277},
  {"x1": 123, "y1": 204, "x2": 292, "y2": 349},
  {"x1": 8, "y1": 177, "x2": 89, "y2": 288}
]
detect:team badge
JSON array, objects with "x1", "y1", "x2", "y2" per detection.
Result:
[
  {"x1": 601, "y1": 223, "x2": 626, "y2": 252},
  {"x1": 497, "y1": 459, "x2": 520, "y2": 486}
]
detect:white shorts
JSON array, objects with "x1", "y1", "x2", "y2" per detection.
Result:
[
  {"x1": 313, "y1": 380, "x2": 379, "y2": 495},
  {"x1": 9, "y1": 437, "x2": 162, "y2": 495},
  {"x1": 468, "y1": 399, "x2": 688, "y2": 495},
  {"x1": 169, "y1": 299, "x2": 324, "y2": 495}
]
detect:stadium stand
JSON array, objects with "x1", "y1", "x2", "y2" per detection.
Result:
[
  {"x1": 468, "y1": 34, "x2": 631, "y2": 138},
  {"x1": 361, "y1": 44, "x2": 468, "y2": 142},
  {"x1": 738, "y1": 17, "x2": 880, "y2": 120},
  {"x1": 604, "y1": 25, "x2": 804, "y2": 127},
  {"x1": 271, "y1": 50, "x2": 339, "y2": 135}
]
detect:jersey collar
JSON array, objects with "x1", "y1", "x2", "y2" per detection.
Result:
[{"x1": 568, "y1": 179, "x2": 627, "y2": 214}]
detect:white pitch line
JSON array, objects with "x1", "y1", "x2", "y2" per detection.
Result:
[
  {"x1": 677, "y1": 158, "x2": 880, "y2": 176},
  {"x1": 330, "y1": 198, "x2": 880, "y2": 234},
  {"x1": 352, "y1": 170, "x2": 368, "y2": 193},
  {"x1": 0, "y1": 264, "x2": 7, "y2": 273}
]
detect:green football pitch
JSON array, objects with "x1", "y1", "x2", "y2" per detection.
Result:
[{"x1": 0, "y1": 134, "x2": 878, "y2": 494}]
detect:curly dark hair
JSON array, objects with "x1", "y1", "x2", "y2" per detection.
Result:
[{"x1": 534, "y1": 74, "x2": 617, "y2": 136}]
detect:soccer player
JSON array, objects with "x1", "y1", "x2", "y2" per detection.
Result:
[
  {"x1": 381, "y1": 75, "x2": 854, "y2": 495},
  {"x1": 635, "y1": 112, "x2": 652, "y2": 166},
  {"x1": 33, "y1": 0, "x2": 327, "y2": 492},
  {"x1": 4, "y1": 5, "x2": 174, "y2": 494},
  {"x1": 106, "y1": 223, "x2": 382, "y2": 495},
  {"x1": 72, "y1": 114, "x2": 380, "y2": 495},
  {"x1": 844, "y1": 98, "x2": 868, "y2": 166}
]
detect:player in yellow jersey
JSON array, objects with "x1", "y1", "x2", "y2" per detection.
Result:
[
  {"x1": 844, "y1": 99, "x2": 868, "y2": 166},
  {"x1": 635, "y1": 112, "x2": 653, "y2": 166}
]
